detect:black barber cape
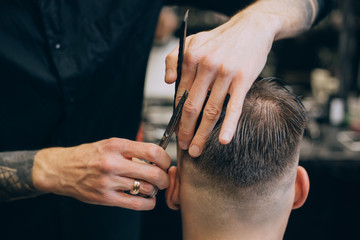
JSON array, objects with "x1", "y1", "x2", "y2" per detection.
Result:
[{"x1": 0, "y1": 1, "x2": 163, "y2": 240}]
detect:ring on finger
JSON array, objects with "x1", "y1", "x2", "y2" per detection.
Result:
[
  {"x1": 130, "y1": 180, "x2": 141, "y2": 195},
  {"x1": 149, "y1": 186, "x2": 158, "y2": 198}
]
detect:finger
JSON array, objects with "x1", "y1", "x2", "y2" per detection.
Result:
[
  {"x1": 219, "y1": 80, "x2": 248, "y2": 144},
  {"x1": 113, "y1": 176, "x2": 156, "y2": 196},
  {"x1": 73, "y1": 188, "x2": 156, "y2": 210},
  {"x1": 107, "y1": 191, "x2": 156, "y2": 210},
  {"x1": 121, "y1": 140, "x2": 171, "y2": 171},
  {"x1": 177, "y1": 63, "x2": 215, "y2": 150},
  {"x1": 174, "y1": 41, "x2": 199, "y2": 107},
  {"x1": 188, "y1": 75, "x2": 231, "y2": 157},
  {"x1": 165, "y1": 46, "x2": 179, "y2": 84},
  {"x1": 116, "y1": 160, "x2": 170, "y2": 190}
]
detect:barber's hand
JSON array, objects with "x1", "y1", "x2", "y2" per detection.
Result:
[
  {"x1": 32, "y1": 138, "x2": 171, "y2": 210},
  {"x1": 165, "y1": 9, "x2": 279, "y2": 157}
]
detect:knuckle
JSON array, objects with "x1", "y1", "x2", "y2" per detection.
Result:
[
  {"x1": 149, "y1": 168, "x2": 163, "y2": 185},
  {"x1": 201, "y1": 57, "x2": 217, "y2": 72},
  {"x1": 97, "y1": 177, "x2": 110, "y2": 189},
  {"x1": 99, "y1": 157, "x2": 115, "y2": 173},
  {"x1": 104, "y1": 138, "x2": 121, "y2": 151},
  {"x1": 146, "y1": 144, "x2": 162, "y2": 160},
  {"x1": 183, "y1": 52, "x2": 198, "y2": 67},
  {"x1": 163, "y1": 157, "x2": 171, "y2": 169},
  {"x1": 217, "y1": 64, "x2": 232, "y2": 78},
  {"x1": 175, "y1": 94, "x2": 184, "y2": 105},
  {"x1": 183, "y1": 98, "x2": 199, "y2": 116},
  {"x1": 178, "y1": 125, "x2": 193, "y2": 140},
  {"x1": 234, "y1": 71, "x2": 244, "y2": 82},
  {"x1": 204, "y1": 104, "x2": 221, "y2": 121},
  {"x1": 178, "y1": 129, "x2": 193, "y2": 142}
]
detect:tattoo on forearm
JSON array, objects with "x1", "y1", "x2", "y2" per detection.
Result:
[{"x1": 0, "y1": 151, "x2": 43, "y2": 202}]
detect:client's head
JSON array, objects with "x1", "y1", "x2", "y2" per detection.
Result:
[{"x1": 166, "y1": 78, "x2": 309, "y2": 240}]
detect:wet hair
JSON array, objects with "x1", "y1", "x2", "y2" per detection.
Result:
[{"x1": 181, "y1": 77, "x2": 307, "y2": 195}]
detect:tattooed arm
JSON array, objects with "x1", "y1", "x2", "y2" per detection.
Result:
[{"x1": 0, "y1": 151, "x2": 44, "y2": 202}]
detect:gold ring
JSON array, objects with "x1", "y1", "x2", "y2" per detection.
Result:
[
  {"x1": 130, "y1": 180, "x2": 141, "y2": 195},
  {"x1": 149, "y1": 186, "x2": 158, "y2": 198}
]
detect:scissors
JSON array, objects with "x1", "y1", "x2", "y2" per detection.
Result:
[
  {"x1": 135, "y1": 10, "x2": 189, "y2": 199},
  {"x1": 159, "y1": 9, "x2": 189, "y2": 150}
]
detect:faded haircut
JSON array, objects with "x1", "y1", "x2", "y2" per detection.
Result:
[{"x1": 180, "y1": 77, "x2": 307, "y2": 196}]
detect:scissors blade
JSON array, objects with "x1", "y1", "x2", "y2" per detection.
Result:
[
  {"x1": 159, "y1": 90, "x2": 188, "y2": 149},
  {"x1": 159, "y1": 10, "x2": 189, "y2": 150},
  {"x1": 174, "y1": 9, "x2": 189, "y2": 99}
]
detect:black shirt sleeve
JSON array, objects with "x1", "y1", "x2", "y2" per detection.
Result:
[
  {"x1": 314, "y1": 0, "x2": 336, "y2": 25},
  {"x1": 165, "y1": 0, "x2": 256, "y2": 16}
]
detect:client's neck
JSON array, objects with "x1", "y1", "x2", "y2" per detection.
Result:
[
  {"x1": 181, "y1": 209, "x2": 287, "y2": 240},
  {"x1": 182, "y1": 210, "x2": 285, "y2": 240},
  {"x1": 180, "y1": 188, "x2": 289, "y2": 240}
]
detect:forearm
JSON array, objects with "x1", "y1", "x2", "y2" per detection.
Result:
[
  {"x1": 242, "y1": 0, "x2": 326, "y2": 40},
  {"x1": 0, "y1": 150, "x2": 44, "y2": 202},
  {"x1": 167, "y1": 0, "x2": 332, "y2": 30}
]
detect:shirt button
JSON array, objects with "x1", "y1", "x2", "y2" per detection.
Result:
[{"x1": 55, "y1": 43, "x2": 61, "y2": 49}]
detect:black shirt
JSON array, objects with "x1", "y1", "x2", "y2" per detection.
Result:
[
  {"x1": 0, "y1": 1, "x2": 164, "y2": 239},
  {"x1": 0, "y1": 0, "x2": 332, "y2": 239},
  {"x1": 0, "y1": 0, "x2": 258, "y2": 151},
  {"x1": 0, "y1": 0, "x2": 165, "y2": 151}
]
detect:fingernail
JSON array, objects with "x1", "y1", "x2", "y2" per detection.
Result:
[
  {"x1": 179, "y1": 141, "x2": 189, "y2": 150},
  {"x1": 221, "y1": 132, "x2": 231, "y2": 143},
  {"x1": 189, "y1": 145, "x2": 201, "y2": 157}
]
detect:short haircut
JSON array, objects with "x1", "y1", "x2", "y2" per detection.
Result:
[{"x1": 180, "y1": 77, "x2": 307, "y2": 197}]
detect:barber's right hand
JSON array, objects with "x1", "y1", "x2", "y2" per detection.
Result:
[{"x1": 32, "y1": 138, "x2": 171, "y2": 210}]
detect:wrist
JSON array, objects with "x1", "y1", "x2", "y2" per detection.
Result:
[
  {"x1": 32, "y1": 148, "x2": 61, "y2": 193},
  {"x1": 243, "y1": 0, "x2": 314, "y2": 41},
  {"x1": 221, "y1": 6, "x2": 279, "y2": 54}
]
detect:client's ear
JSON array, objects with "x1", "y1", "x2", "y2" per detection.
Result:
[
  {"x1": 165, "y1": 166, "x2": 181, "y2": 210},
  {"x1": 292, "y1": 166, "x2": 310, "y2": 209}
]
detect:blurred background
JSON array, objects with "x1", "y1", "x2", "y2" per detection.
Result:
[
  {"x1": 140, "y1": 1, "x2": 360, "y2": 240},
  {"x1": 143, "y1": 2, "x2": 360, "y2": 163}
]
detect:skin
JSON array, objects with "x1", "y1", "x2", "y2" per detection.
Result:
[
  {"x1": 166, "y1": 165, "x2": 309, "y2": 240},
  {"x1": 32, "y1": 138, "x2": 171, "y2": 210},
  {"x1": 0, "y1": 151, "x2": 42, "y2": 201},
  {"x1": 165, "y1": 0, "x2": 320, "y2": 157},
  {"x1": 0, "y1": 138, "x2": 171, "y2": 211},
  {"x1": 1, "y1": 0, "x2": 322, "y2": 208}
]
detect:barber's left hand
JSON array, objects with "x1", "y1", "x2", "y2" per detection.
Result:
[{"x1": 165, "y1": 9, "x2": 278, "y2": 157}]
